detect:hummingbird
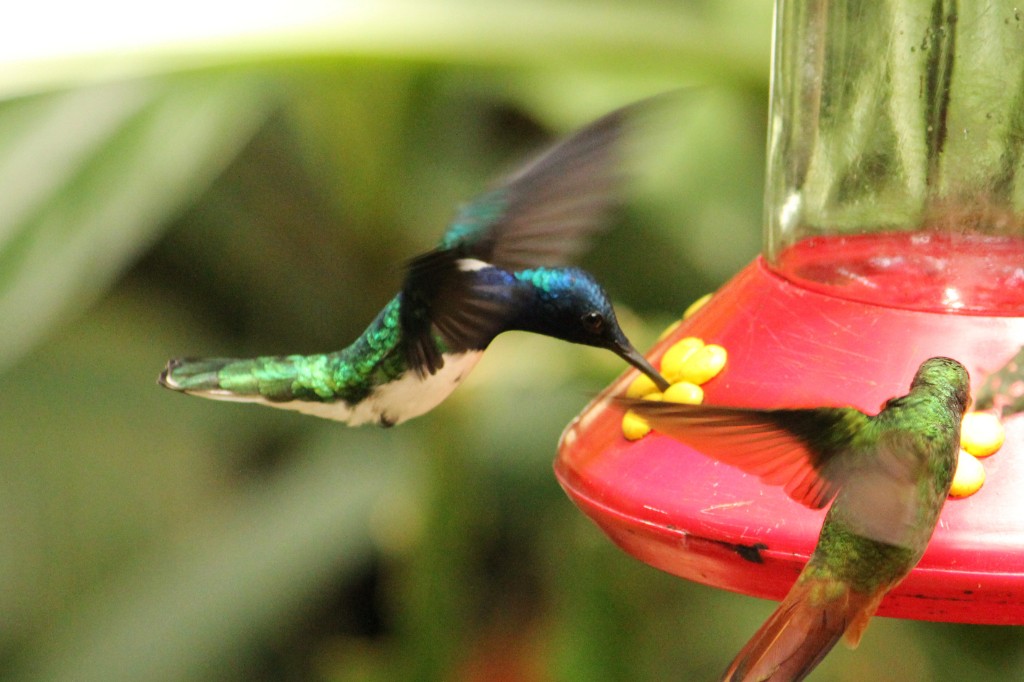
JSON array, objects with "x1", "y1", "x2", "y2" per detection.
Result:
[
  {"x1": 625, "y1": 357, "x2": 970, "y2": 682},
  {"x1": 159, "y1": 98, "x2": 670, "y2": 426}
]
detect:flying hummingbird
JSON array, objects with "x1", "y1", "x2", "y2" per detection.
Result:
[
  {"x1": 625, "y1": 357, "x2": 970, "y2": 682},
  {"x1": 159, "y1": 99, "x2": 670, "y2": 426}
]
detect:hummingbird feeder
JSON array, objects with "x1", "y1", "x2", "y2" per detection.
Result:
[{"x1": 556, "y1": 0, "x2": 1024, "y2": 625}]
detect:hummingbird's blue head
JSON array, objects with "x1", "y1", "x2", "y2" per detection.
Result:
[{"x1": 512, "y1": 267, "x2": 669, "y2": 390}]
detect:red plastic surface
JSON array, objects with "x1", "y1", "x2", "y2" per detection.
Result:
[
  {"x1": 776, "y1": 230, "x2": 1024, "y2": 315},
  {"x1": 555, "y1": 251, "x2": 1024, "y2": 625}
]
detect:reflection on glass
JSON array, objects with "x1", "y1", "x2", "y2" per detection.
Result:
[{"x1": 765, "y1": 1, "x2": 1024, "y2": 314}]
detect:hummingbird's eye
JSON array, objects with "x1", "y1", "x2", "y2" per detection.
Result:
[{"x1": 582, "y1": 311, "x2": 605, "y2": 333}]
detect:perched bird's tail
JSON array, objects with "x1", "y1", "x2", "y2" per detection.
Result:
[
  {"x1": 722, "y1": 578, "x2": 883, "y2": 682},
  {"x1": 158, "y1": 356, "x2": 305, "y2": 402}
]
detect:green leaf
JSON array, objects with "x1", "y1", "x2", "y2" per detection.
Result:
[
  {"x1": 12, "y1": 428, "x2": 419, "y2": 682},
  {"x1": 0, "y1": 74, "x2": 272, "y2": 371},
  {"x1": 0, "y1": 1, "x2": 770, "y2": 98}
]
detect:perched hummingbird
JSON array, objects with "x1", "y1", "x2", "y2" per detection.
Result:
[
  {"x1": 160, "y1": 99, "x2": 669, "y2": 426},
  {"x1": 625, "y1": 357, "x2": 970, "y2": 682}
]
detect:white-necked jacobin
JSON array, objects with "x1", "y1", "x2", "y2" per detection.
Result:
[{"x1": 159, "y1": 97, "x2": 670, "y2": 426}]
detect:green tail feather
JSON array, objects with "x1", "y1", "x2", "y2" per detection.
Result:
[
  {"x1": 159, "y1": 355, "x2": 357, "y2": 403},
  {"x1": 159, "y1": 300, "x2": 415, "y2": 413},
  {"x1": 158, "y1": 357, "x2": 226, "y2": 391}
]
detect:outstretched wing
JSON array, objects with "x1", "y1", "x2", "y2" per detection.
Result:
[
  {"x1": 439, "y1": 98, "x2": 647, "y2": 271},
  {"x1": 399, "y1": 249, "x2": 522, "y2": 376},
  {"x1": 624, "y1": 401, "x2": 872, "y2": 509}
]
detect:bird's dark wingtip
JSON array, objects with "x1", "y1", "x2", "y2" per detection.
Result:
[{"x1": 158, "y1": 358, "x2": 185, "y2": 390}]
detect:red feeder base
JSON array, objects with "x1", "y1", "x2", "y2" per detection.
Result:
[{"x1": 555, "y1": 253, "x2": 1024, "y2": 625}]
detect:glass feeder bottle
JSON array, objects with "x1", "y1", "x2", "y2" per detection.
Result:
[{"x1": 766, "y1": 0, "x2": 1024, "y2": 314}]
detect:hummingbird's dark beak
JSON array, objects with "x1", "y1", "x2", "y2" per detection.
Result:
[{"x1": 616, "y1": 343, "x2": 670, "y2": 392}]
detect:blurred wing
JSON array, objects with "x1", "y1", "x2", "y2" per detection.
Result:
[
  {"x1": 829, "y1": 431, "x2": 939, "y2": 547},
  {"x1": 400, "y1": 249, "x2": 519, "y2": 376},
  {"x1": 625, "y1": 401, "x2": 872, "y2": 509},
  {"x1": 440, "y1": 98, "x2": 643, "y2": 271}
]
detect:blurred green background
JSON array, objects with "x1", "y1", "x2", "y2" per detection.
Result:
[{"x1": 1, "y1": 1, "x2": 1021, "y2": 680}]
